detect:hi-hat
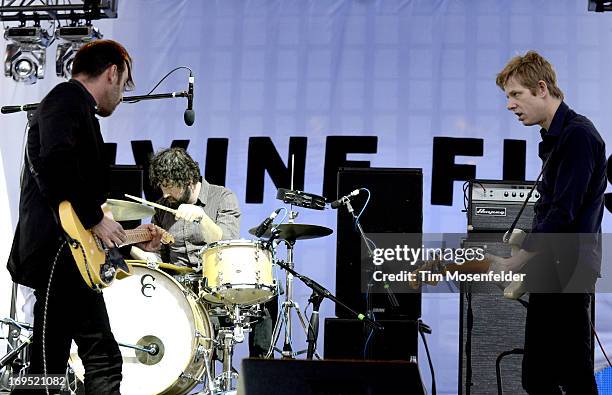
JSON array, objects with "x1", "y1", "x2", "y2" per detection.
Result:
[
  {"x1": 104, "y1": 199, "x2": 155, "y2": 221},
  {"x1": 249, "y1": 223, "x2": 332, "y2": 241}
]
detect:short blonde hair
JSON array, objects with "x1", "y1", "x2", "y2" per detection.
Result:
[{"x1": 496, "y1": 51, "x2": 563, "y2": 100}]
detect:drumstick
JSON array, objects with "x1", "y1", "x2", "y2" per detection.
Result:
[
  {"x1": 124, "y1": 194, "x2": 177, "y2": 214},
  {"x1": 124, "y1": 193, "x2": 202, "y2": 224}
]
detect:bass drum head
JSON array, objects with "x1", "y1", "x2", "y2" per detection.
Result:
[{"x1": 69, "y1": 264, "x2": 213, "y2": 395}]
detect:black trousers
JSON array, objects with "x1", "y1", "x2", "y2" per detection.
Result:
[
  {"x1": 522, "y1": 293, "x2": 597, "y2": 395},
  {"x1": 12, "y1": 245, "x2": 122, "y2": 395}
]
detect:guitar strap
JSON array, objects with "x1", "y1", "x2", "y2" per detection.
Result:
[
  {"x1": 24, "y1": 116, "x2": 76, "y2": 247},
  {"x1": 503, "y1": 144, "x2": 555, "y2": 243}
]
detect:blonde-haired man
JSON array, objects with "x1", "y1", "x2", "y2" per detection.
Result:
[{"x1": 491, "y1": 51, "x2": 605, "y2": 394}]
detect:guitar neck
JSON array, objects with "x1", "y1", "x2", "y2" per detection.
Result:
[
  {"x1": 443, "y1": 259, "x2": 492, "y2": 274},
  {"x1": 123, "y1": 229, "x2": 153, "y2": 246}
]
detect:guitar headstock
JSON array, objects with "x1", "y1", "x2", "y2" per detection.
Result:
[
  {"x1": 155, "y1": 225, "x2": 175, "y2": 245},
  {"x1": 408, "y1": 259, "x2": 444, "y2": 289}
]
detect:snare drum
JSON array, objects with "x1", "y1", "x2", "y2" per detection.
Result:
[
  {"x1": 69, "y1": 263, "x2": 214, "y2": 395},
  {"x1": 200, "y1": 239, "x2": 276, "y2": 305}
]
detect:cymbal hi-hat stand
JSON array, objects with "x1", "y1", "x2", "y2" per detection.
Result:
[{"x1": 266, "y1": 235, "x2": 318, "y2": 359}]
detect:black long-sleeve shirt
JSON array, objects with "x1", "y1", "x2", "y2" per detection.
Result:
[
  {"x1": 8, "y1": 79, "x2": 110, "y2": 288},
  {"x1": 523, "y1": 101, "x2": 607, "y2": 275}
]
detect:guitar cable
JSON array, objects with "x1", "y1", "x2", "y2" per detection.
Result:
[{"x1": 42, "y1": 241, "x2": 66, "y2": 395}]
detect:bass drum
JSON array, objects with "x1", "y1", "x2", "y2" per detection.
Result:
[{"x1": 69, "y1": 263, "x2": 214, "y2": 395}]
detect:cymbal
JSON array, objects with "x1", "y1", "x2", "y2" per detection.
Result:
[
  {"x1": 104, "y1": 199, "x2": 155, "y2": 221},
  {"x1": 249, "y1": 223, "x2": 333, "y2": 241}
]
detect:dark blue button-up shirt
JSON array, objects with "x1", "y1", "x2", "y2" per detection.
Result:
[{"x1": 523, "y1": 101, "x2": 607, "y2": 275}]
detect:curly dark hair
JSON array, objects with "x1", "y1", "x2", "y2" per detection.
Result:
[{"x1": 149, "y1": 147, "x2": 201, "y2": 189}]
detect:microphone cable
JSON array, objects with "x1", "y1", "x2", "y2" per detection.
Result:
[{"x1": 123, "y1": 66, "x2": 193, "y2": 104}]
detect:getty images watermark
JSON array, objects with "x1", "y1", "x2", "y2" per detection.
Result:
[
  {"x1": 370, "y1": 243, "x2": 525, "y2": 284},
  {"x1": 360, "y1": 233, "x2": 528, "y2": 295},
  {"x1": 360, "y1": 233, "x2": 612, "y2": 295}
]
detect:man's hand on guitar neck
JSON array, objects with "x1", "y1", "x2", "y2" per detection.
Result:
[
  {"x1": 92, "y1": 215, "x2": 127, "y2": 248},
  {"x1": 134, "y1": 224, "x2": 163, "y2": 252},
  {"x1": 487, "y1": 249, "x2": 537, "y2": 274}
]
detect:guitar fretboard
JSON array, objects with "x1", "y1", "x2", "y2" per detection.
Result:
[{"x1": 123, "y1": 229, "x2": 153, "y2": 246}]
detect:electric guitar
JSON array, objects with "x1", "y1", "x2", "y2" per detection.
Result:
[
  {"x1": 58, "y1": 201, "x2": 174, "y2": 290},
  {"x1": 411, "y1": 229, "x2": 527, "y2": 299}
]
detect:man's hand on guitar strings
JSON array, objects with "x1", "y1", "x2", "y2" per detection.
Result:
[{"x1": 92, "y1": 216, "x2": 127, "y2": 248}]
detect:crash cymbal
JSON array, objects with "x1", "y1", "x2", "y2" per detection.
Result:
[
  {"x1": 249, "y1": 223, "x2": 333, "y2": 241},
  {"x1": 104, "y1": 199, "x2": 155, "y2": 221}
]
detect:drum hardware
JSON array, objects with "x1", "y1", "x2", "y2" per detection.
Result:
[
  {"x1": 209, "y1": 305, "x2": 252, "y2": 393},
  {"x1": 249, "y1": 223, "x2": 333, "y2": 241},
  {"x1": 272, "y1": 258, "x2": 383, "y2": 359},
  {"x1": 276, "y1": 188, "x2": 326, "y2": 210},
  {"x1": 117, "y1": 340, "x2": 160, "y2": 356},
  {"x1": 133, "y1": 335, "x2": 165, "y2": 365},
  {"x1": 266, "y1": 237, "x2": 314, "y2": 359}
]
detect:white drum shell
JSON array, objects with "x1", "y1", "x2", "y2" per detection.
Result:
[
  {"x1": 200, "y1": 240, "x2": 275, "y2": 305},
  {"x1": 70, "y1": 264, "x2": 213, "y2": 395}
]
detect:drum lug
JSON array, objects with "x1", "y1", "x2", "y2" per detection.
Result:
[
  {"x1": 195, "y1": 345, "x2": 210, "y2": 362},
  {"x1": 179, "y1": 372, "x2": 196, "y2": 382}
]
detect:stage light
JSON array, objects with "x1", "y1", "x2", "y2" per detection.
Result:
[
  {"x1": 3, "y1": 26, "x2": 51, "y2": 84},
  {"x1": 55, "y1": 25, "x2": 102, "y2": 78}
]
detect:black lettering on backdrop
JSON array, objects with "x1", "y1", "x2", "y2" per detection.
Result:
[
  {"x1": 204, "y1": 138, "x2": 229, "y2": 186},
  {"x1": 431, "y1": 137, "x2": 483, "y2": 206},
  {"x1": 503, "y1": 139, "x2": 526, "y2": 181},
  {"x1": 323, "y1": 136, "x2": 378, "y2": 200},
  {"x1": 245, "y1": 137, "x2": 307, "y2": 203}
]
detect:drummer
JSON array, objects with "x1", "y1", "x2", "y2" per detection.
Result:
[{"x1": 130, "y1": 147, "x2": 274, "y2": 358}]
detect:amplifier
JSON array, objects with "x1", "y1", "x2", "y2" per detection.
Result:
[{"x1": 467, "y1": 180, "x2": 538, "y2": 233}]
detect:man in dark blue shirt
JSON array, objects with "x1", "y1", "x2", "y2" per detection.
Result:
[{"x1": 492, "y1": 51, "x2": 605, "y2": 394}]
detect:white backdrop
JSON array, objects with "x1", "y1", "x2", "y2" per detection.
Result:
[{"x1": 1, "y1": 1, "x2": 612, "y2": 393}]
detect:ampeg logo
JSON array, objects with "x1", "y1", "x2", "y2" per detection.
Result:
[{"x1": 475, "y1": 207, "x2": 507, "y2": 216}]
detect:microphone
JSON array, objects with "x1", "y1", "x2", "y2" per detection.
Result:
[
  {"x1": 183, "y1": 73, "x2": 195, "y2": 126},
  {"x1": 1, "y1": 103, "x2": 38, "y2": 114},
  {"x1": 330, "y1": 189, "x2": 361, "y2": 209},
  {"x1": 254, "y1": 209, "x2": 282, "y2": 237}
]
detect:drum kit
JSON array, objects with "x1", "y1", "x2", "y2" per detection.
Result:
[
  {"x1": 71, "y1": 190, "x2": 335, "y2": 395},
  {"x1": 1, "y1": 187, "x2": 380, "y2": 395}
]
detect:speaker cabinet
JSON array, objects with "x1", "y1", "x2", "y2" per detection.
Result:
[
  {"x1": 240, "y1": 358, "x2": 425, "y2": 395},
  {"x1": 335, "y1": 167, "x2": 422, "y2": 319},
  {"x1": 324, "y1": 318, "x2": 418, "y2": 361}
]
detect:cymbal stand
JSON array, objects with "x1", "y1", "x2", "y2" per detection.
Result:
[{"x1": 266, "y1": 237, "x2": 318, "y2": 359}]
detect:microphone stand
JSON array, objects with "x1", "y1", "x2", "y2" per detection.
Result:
[
  {"x1": 340, "y1": 198, "x2": 400, "y2": 312},
  {"x1": 1, "y1": 91, "x2": 189, "y2": 114},
  {"x1": 273, "y1": 259, "x2": 383, "y2": 360}
]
